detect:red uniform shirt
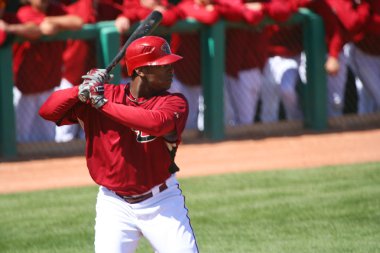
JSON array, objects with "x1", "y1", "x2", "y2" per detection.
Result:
[
  {"x1": 96, "y1": 0, "x2": 124, "y2": 21},
  {"x1": 268, "y1": 24, "x2": 303, "y2": 57},
  {"x1": 172, "y1": 0, "x2": 220, "y2": 86},
  {"x1": 121, "y1": 0, "x2": 181, "y2": 26},
  {"x1": 267, "y1": 0, "x2": 302, "y2": 57},
  {"x1": 218, "y1": 0, "x2": 291, "y2": 76},
  {"x1": 62, "y1": 0, "x2": 97, "y2": 86},
  {"x1": 0, "y1": 12, "x2": 20, "y2": 46},
  {"x1": 13, "y1": 3, "x2": 67, "y2": 94},
  {"x1": 298, "y1": 0, "x2": 346, "y2": 58},
  {"x1": 349, "y1": 0, "x2": 380, "y2": 55},
  {"x1": 39, "y1": 84, "x2": 188, "y2": 195}
]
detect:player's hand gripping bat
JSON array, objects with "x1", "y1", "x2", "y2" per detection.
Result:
[{"x1": 78, "y1": 11, "x2": 163, "y2": 103}]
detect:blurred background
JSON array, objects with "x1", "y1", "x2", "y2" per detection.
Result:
[{"x1": 0, "y1": 0, "x2": 379, "y2": 160}]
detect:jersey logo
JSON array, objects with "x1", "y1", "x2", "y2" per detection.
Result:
[{"x1": 133, "y1": 129, "x2": 157, "y2": 143}]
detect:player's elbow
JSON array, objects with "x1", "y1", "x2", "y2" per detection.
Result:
[
  {"x1": 38, "y1": 105, "x2": 54, "y2": 121},
  {"x1": 147, "y1": 119, "x2": 174, "y2": 137}
]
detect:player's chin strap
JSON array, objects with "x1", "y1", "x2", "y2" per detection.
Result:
[{"x1": 164, "y1": 131, "x2": 180, "y2": 174}]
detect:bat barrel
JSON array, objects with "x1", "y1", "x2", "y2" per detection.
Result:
[{"x1": 105, "y1": 11, "x2": 163, "y2": 74}]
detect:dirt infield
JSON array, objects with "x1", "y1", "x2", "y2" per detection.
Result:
[{"x1": 0, "y1": 128, "x2": 379, "y2": 194}]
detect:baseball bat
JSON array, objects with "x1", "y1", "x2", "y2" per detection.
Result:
[
  {"x1": 78, "y1": 11, "x2": 163, "y2": 102},
  {"x1": 105, "y1": 10, "x2": 163, "y2": 74}
]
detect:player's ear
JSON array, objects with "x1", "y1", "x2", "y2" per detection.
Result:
[{"x1": 134, "y1": 67, "x2": 146, "y2": 77}]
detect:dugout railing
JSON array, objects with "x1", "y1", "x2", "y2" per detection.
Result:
[{"x1": 0, "y1": 9, "x2": 326, "y2": 159}]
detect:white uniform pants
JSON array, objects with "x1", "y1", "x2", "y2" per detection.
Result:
[
  {"x1": 170, "y1": 78, "x2": 204, "y2": 131},
  {"x1": 261, "y1": 55, "x2": 303, "y2": 122},
  {"x1": 224, "y1": 68, "x2": 263, "y2": 126},
  {"x1": 94, "y1": 175, "x2": 199, "y2": 253},
  {"x1": 348, "y1": 45, "x2": 380, "y2": 113},
  {"x1": 300, "y1": 51, "x2": 348, "y2": 117},
  {"x1": 13, "y1": 87, "x2": 56, "y2": 143}
]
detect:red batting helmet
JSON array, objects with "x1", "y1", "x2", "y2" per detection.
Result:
[{"x1": 125, "y1": 36, "x2": 182, "y2": 76}]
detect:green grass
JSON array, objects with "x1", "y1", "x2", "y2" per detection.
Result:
[{"x1": 0, "y1": 162, "x2": 379, "y2": 253}]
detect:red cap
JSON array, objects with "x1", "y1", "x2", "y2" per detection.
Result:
[{"x1": 125, "y1": 36, "x2": 182, "y2": 76}]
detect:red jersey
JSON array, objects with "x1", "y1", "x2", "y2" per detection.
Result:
[
  {"x1": 351, "y1": 0, "x2": 380, "y2": 55},
  {"x1": 13, "y1": 3, "x2": 67, "y2": 94},
  {"x1": 62, "y1": 0, "x2": 97, "y2": 86},
  {"x1": 172, "y1": 0, "x2": 220, "y2": 86},
  {"x1": 121, "y1": 0, "x2": 181, "y2": 26},
  {"x1": 39, "y1": 84, "x2": 189, "y2": 195},
  {"x1": 0, "y1": 12, "x2": 20, "y2": 46},
  {"x1": 298, "y1": 0, "x2": 346, "y2": 58},
  {"x1": 268, "y1": 24, "x2": 303, "y2": 57},
  {"x1": 96, "y1": 0, "x2": 123, "y2": 21}
]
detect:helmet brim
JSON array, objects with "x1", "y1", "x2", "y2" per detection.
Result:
[{"x1": 147, "y1": 54, "x2": 183, "y2": 67}]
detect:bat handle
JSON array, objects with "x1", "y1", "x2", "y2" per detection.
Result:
[{"x1": 78, "y1": 90, "x2": 89, "y2": 102}]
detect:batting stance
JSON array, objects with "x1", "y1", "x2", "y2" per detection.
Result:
[{"x1": 39, "y1": 36, "x2": 199, "y2": 253}]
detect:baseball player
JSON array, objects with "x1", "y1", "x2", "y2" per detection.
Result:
[
  {"x1": 39, "y1": 36, "x2": 198, "y2": 253},
  {"x1": 170, "y1": 0, "x2": 220, "y2": 130},
  {"x1": 12, "y1": 0, "x2": 84, "y2": 142},
  {"x1": 115, "y1": 0, "x2": 182, "y2": 83},
  {"x1": 55, "y1": 0, "x2": 123, "y2": 142},
  {"x1": 339, "y1": 0, "x2": 380, "y2": 114},
  {"x1": 261, "y1": 0, "x2": 303, "y2": 122},
  {"x1": 297, "y1": 0, "x2": 349, "y2": 117}
]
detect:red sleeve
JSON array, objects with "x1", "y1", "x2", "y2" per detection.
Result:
[
  {"x1": 17, "y1": 3, "x2": 68, "y2": 24},
  {"x1": 263, "y1": 0, "x2": 293, "y2": 22},
  {"x1": 242, "y1": 8, "x2": 265, "y2": 25},
  {"x1": 39, "y1": 86, "x2": 82, "y2": 125},
  {"x1": 215, "y1": 1, "x2": 245, "y2": 22},
  {"x1": 160, "y1": 6, "x2": 182, "y2": 26},
  {"x1": 307, "y1": 1, "x2": 345, "y2": 57},
  {"x1": 328, "y1": 29, "x2": 344, "y2": 58},
  {"x1": 176, "y1": 1, "x2": 220, "y2": 25},
  {"x1": 121, "y1": 0, "x2": 140, "y2": 23},
  {"x1": 365, "y1": 2, "x2": 380, "y2": 35},
  {"x1": 327, "y1": 0, "x2": 370, "y2": 36},
  {"x1": 65, "y1": 0, "x2": 96, "y2": 23},
  {"x1": 17, "y1": 6, "x2": 46, "y2": 24},
  {"x1": 99, "y1": 94, "x2": 188, "y2": 137}
]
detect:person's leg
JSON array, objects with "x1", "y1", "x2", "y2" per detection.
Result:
[
  {"x1": 14, "y1": 91, "x2": 38, "y2": 142},
  {"x1": 353, "y1": 47, "x2": 380, "y2": 111},
  {"x1": 279, "y1": 56, "x2": 303, "y2": 121},
  {"x1": 236, "y1": 68, "x2": 262, "y2": 125},
  {"x1": 327, "y1": 52, "x2": 348, "y2": 117},
  {"x1": 138, "y1": 177, "x2": 198, "y2": 253},
  {"x1": 224, "y1": 74, "x2": 238, "y2": 126},
  {"x1": 261, "y1": 58, "x2": 281, "y2": 123},
  {"x1": 94, "y1": 186, "x2": 142, "y2": 253}
]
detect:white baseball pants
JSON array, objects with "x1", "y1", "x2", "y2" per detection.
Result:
[{"x1": 94, "y1": 175, "x2": 199, "y2": 253}]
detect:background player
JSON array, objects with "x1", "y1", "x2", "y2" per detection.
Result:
[{"x1": 39, "y1": 35, "x2": 199, "y2": 253}]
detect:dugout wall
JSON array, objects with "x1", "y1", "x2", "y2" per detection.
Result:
[{"x1": 1, "y1": 9, "x2": 378, "y2": 159}]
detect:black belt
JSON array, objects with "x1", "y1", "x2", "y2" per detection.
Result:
[{"x1": 117, "y1": 183, "x2": 168, "y2": 204}]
